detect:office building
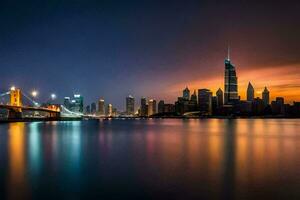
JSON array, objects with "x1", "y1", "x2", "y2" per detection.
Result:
[
  {"x1": 247, "y1": 82, "x2": 255, "y2": 102},
  {"x1": 183, "y1": 87, "x2": 190, "y2": 100},
  {"x1": 224, "y1": 49, "x2": 239, "y2": 105},
  {"x1": 126, "y1": 95, "x2": 135, "y2": 115},
  {"x1": 262, "y1": 87, "x2": 270, "y2": 106},
  {"x1": 158, "y1": 100, "x2": 165, "y2": 113},
  {"x1": 98, "y1": 99, "x2": 105, "y2": 116},
  {"x1": 198, "y1": 89, "x2": 213, "y2": 115}
]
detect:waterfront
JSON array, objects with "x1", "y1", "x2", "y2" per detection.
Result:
[{"x1": 1, "y1": 119, "x2": 300, "y2": 199}]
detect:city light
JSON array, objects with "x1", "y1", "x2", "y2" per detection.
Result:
[
  {"x1": 10, "y1": 86, "x2": 16, "y2": 91},
  {"x1": 51, "y1": 93, "x2": 57, "y2": 100},
  {"x1": 31, "y1": 90, "x2": 38, "y2": 97}
]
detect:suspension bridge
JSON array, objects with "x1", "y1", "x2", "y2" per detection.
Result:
[{"x1": 0, "y1": 87, "x2": 82, "y2": 121}]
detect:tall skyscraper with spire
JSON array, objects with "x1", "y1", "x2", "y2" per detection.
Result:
[
  {"x1": 224, "y1": 47, "x2": 239, "y2": 105},
  {"x1": 262, "y1": 87, "x2": 270, "y2": 106},
  {"x1": 247, "y1": 82, "x2": 255, "y2": 101}
]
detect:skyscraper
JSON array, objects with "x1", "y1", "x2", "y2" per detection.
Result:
[
  {"x1": 183, "y1": 87, "x2": 190, "y2": 100},
  {"x1": 106, "y1": 103, "x2": 113, "y2": 117},
  {"x1": 158, "y1": 100, "x2": 165, "y2": 113},
  {"x1": 247, "y1": 82, "x2": 255, "y2": 102},
  {"x1": 126, "y1": 95, "x2": 135, "y2": 115},
  {"x1": 190, "y1": 90, "x2": 197, "y2": 104},
  {"x1": 73, "y1": 94, "x2": 84, "y2": 113},
  {"x1": 262, "y1": 87, "x2": 270, "y2": 106},
  {"x1": 224, "y1": 49, "x2": 239, "y2": 105},
  {"x1": 216, "y1": 88, "x2": 223, "y2": 107},
  {"x1": 148, "y1": 99, "x2": 156, "y2": 116},
  {"x1": 198, "y1": 89, "x2": 213, "y2": 115},
  {"x1": 140, "y1": 97, "x2": 147, "y2": 117},
  {"x1": 98, "y1": 99, "x2": 105, "y2": 116},
  {"x1": 91, "y1": 102, "x2": 96, "y2": 114}
]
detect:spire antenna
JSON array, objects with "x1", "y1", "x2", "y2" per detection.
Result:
[{"x1": 227, "y1": 46, "x2": 230, "y2": 61}]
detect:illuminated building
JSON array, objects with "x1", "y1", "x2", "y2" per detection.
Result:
[
  {"x1": 224, "y1": 49, "x2": 239, "y2": 105},
  {"x1": 140, "y1": 97, "x2": 147, "y2": 117},
  {"x1": 262, "y1": 87, "x2": 270, "y2": 106},
  {"x1": 106, "y1": 103, "x2": 113, "y2": 117},
  {"x1": 216, "y1": 88, "x2": 223, "y2": 107},
  {"x1": 247, "y1": 82, "x2": 255, "y2": 102},
  {"x1": 63, "y1": 97, "x2": 71, "y2": 110},
  {"x1": 73, "y1": 94, "x2": 84, "y2": 113},
  {"x1": 126, "y1": 95, "x2": 135, "y2": 115},
  {"x1": 98, "y1": 99, "x2": 105, "y2": 116},
  {"x1": 183, "y1": 87, "x2": 190, "y2": 100},
  {"x1": 158, "y1": 100, "x2": 165, "y2": 113},
  {"x1": 148, "y1": 99, "x2": 156, "y2": 116},
  {"x1": 198, "y1": 89, "x2": 212, "y2": 115}
]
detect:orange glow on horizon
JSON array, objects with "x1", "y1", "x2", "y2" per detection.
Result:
[{"x1": 169, "y1": 64, "x2": 300, "y2": 103}]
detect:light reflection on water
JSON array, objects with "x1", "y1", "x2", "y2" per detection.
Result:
[{"x1": 0, "y1": 119, "x2": 300, "y2": 199}]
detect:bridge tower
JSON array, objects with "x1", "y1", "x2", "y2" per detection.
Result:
[
  {"x1": 8, "y1": 88, "x2": 22, "y2": 119},
  {"x1": 10, "y1": 88, "x2": 22, "y2": 106}
]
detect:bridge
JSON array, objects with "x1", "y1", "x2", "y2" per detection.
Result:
[{"x1": 0, "y1": 87, "x2": 82, "y2": 120}]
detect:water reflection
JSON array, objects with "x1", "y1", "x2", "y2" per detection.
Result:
[
  {"x1": 7, "y1": 123, "x2": 29, "y2": 200},
  {"x1": 1, "y1": 119, "x2": 300, "y2": 199}
]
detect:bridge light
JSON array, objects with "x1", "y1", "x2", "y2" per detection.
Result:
[
  {"x1": 10, "y1": 86, "x2": 16, "y2": 91},
  {"x1": 51, "y1": 93, "x2": 56, "y2": 100},
  {"x1": 31, "y1": 90, "x2": 38, "y2": 97}
]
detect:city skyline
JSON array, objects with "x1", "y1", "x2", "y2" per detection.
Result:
[{"x1": 1, "y1": 1, "x2": 300, "y2": 109}]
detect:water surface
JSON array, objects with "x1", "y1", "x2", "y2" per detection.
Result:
[{"x1": 1, "y1": 119, "x2": 300, "y2": 199}]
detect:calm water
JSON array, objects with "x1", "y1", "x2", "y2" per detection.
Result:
[{"x1": 1, "y1": 119, "x2": 300, "y2": 199}]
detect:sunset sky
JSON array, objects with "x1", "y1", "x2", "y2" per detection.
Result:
[{"x1": 1, "y1": 0, "x2": 300, "y2": 109}]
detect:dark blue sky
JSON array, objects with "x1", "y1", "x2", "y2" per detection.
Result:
[{"x1": 1, "y1": 0, "x2": 300, "y2": 109}]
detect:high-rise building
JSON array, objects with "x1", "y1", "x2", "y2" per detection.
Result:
[
  {"x1": 85, "y1": 105, "x2": 91, "y2": 114},
  {"x1": 73, "y1": 94, "x2": 84, "y2": 113},
  {"x1": 98, "y1": 99, "x2": 105, "y2": 116},
  {"x1": 158, "y1": 100, "x2": 165, "y2": 113},
  {"x1": 126, "y1": 95, "x2": 135, "y2": 115},
  {"x1": 216, "y1": 88, "x2": 223, "y2": 107},
  {"x1": 190, "y1": 90, "x2": 197, "y2": 104},
  {"x1": 198, "y1": 89, "x2": 213, "y2": 115},
  {"x1": 262, "y1": 87, "x2": 270, "y2": 106},
  {"x1": 63, "y1": 97, "x2": 71, "y2": 110},
  {"x1": 247, "y1": 82, "x2": 255, "y2": 102},
  {"x1": 148, "y1": 99, "x2": 156, "y2": 116},
  {"x1": 140, "y1": 97, "x2": 147, "y2": 117},
  {"x1": 224, "y1": 49, "x2": 239, "y2": 105},
  {"x1": 91, "y1": 102, "x2": 97, "y2": 114},
  {"x1": 106, "y1": 103, "x2": 113, "y2": 117},
  {"x1": 183, "y1": 87, "x2": 190, "y2": 100}
]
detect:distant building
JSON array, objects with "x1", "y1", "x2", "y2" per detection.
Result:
[
  {"x1": 148, "y1": 99, "x2": 156, "y2": 116},
  {"x1": 183, "y1": 87, "x2": 190, "y2": 100},
  {"x1": 216, "y1": 88, "x2": 223, "y2": 107},
  {"x1": 126, "y1": 95, "x2": 135, "y2": 115},
  {"x1": 73, "y1": 94, "x2": 84, "y2": 113},
  {"x1": 271, "y1": 97, "x2": 284, "y2": 115},
  {"x1": 91, "y1": 102, "x2": 96, "y2": 114},
  {"x1": 224, "y1": 50, "x2": 239, "y2": 105},
  {"x1": 198, "y1": 89, "x2": 213, "y2": 115},
  {"x1": 164, "y1": 104, "x2": 175, "y2": 113},
  {"x1": 190, "y1": 90, "x2": 197, "y2": 104},
  {"x1": 85, "y1": 105, "x2": 91, "y2": 114},
  {"x1": 63, "y1": 94, "x2": 84, "y2": 113},
  {"x1": 98, "y1": 99, "x2": 105, "y2": 116},
  {"x1": 252, "y1": 97, "x2": 264, "y2": 115},
  {"x1": 140, "y1": 97, "x2": 148, "y2": 117},
  {"x1": 247, "y1": 82, "x2": 255, "y2": 102},
  {"x1": 63, "y1": 97, "x2": 71, "y2": 110},
  {"x1": 158, "y1": 100, "x2": 165, "y2": 113},
  {"x1": 106, "y1": 104, "x2": 113, "y2": 117},
  {"x1": 262, "y1": 87, "x2": 270, "y2": 106}
]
